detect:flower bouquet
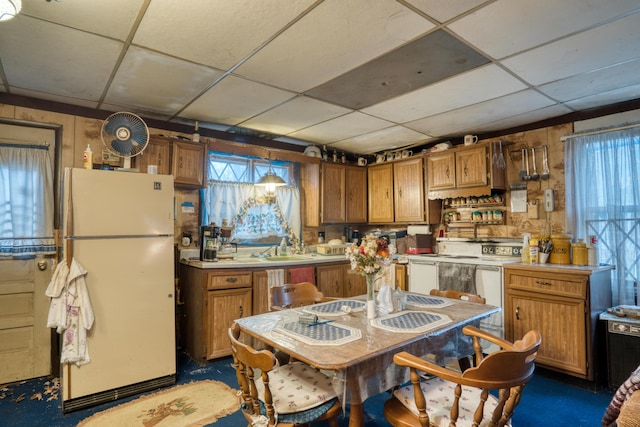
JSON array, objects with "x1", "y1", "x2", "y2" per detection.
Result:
[{"x1": 345, "y1": 234, "x2": 396, "y2": 319}]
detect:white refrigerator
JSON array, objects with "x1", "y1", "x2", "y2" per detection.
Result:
[{"x1": 61, "y1": 168, "x2": 176, "y2": 412}]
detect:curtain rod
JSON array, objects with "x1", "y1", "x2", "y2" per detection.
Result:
[{"x1": 560, "y1": 121, "x2": 640, "y2": 141}]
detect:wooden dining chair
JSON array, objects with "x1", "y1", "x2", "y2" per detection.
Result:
[
  {"x1": 384, "y1": 325, "x2": 541, "y2": 427},
  {"x1": 429, "y1": 289, "x2": 486, "y2": 304},
  {"x1": 429, "y1": 289, "x2": 486, "y2": 371},
  {"x1": 228, "y1": 323, "x2": 341, "y2": 427},
  {"x1": 270, "y1": 281, "x2": 335, "y2": 311}
]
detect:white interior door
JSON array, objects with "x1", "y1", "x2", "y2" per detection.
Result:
[{"x1": 0, "y1": 258, "x2": 53, "y2": 384}]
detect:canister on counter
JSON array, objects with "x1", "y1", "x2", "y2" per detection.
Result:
[
  {"x1": 550, "y1": 233, "x2": 571, "y2": 264},
  {"x1": 572, "y1": 239, "x2": 588, "y2": 265}
]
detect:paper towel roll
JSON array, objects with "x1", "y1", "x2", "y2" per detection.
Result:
[{"x1": 407, "y1": 225, "x2": 431, "y2": 236}]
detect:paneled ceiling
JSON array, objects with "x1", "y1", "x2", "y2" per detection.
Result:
[{"x1": 1, "y1": 0, "x2": 640, "y2": 154}]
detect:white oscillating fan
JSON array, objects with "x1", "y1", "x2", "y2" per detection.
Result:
[{"x1": 101, "y1": 112, "x2": 149, "y2": 171}]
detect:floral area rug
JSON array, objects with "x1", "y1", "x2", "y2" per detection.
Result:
[{"x1": 77, "y1": 380, "x2": 238, "y2": 427}]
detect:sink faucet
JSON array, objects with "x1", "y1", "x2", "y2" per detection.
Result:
[{"x1": 259, "y1": 246, "x2": 277, "y2": 256}]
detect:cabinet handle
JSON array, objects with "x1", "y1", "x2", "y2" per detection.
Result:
[
  {"x1": 535, "y1": 280, "x2": 552, "y2": 286},
  {"x1": 399, "y1": 189, "x2": 402, "y2": 198},
  {"x1": 446, "y1": 167, "x2": 450, "y2": 178},
  {"x1": 226, "y1": 277, "x2": 238, "y2": 283},
  {"x1": 515, "y1": 306, "x2": 520, "y2": 320},
  {"x1": 464, "y1": 165, "x2": 468, "y2": 177},
  {"x1": 179, "y1": 156, "x2": 183, "y2": 168},
  {"x1": 158, "y1": 153, "x2": 162, "y2": 166},
  {"x1": 239, "y1": 305, "x2": 244, "y2": 317}
]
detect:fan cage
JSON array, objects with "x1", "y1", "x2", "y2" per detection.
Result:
[{"x1": 101, "y1": 112, "x2": 150, "y2": 163}]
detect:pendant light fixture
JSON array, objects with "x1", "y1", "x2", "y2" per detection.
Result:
[
  {"x1": 0, "y1": 0, "x2": 22, "y2": 22},
  {"x1": 255, "y1": 156, "x2": 286, "y2": 202}
]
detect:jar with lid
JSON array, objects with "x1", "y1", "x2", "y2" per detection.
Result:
[
  {"x1": 550, "y1": 233, "x2": 571, "y2": 264},
  {"x1": 571, "y1": 239, "x2": 588, "y2": 265}
]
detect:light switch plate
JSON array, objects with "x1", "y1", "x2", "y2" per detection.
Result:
[{"x1": 544, "y1": 188, "x2": 555, "y2": 212}]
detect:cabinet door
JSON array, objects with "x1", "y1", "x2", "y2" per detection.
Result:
[
  {"x1": 395, "y1": 264, "x2": 407, "y2": 291},
  {"x1": 207, "y1": 287, "x2": 252, "y2": 359},
  {"x1": 507, "y1": 293, "x2": 587, "y2": 376},
  {"x1": 316, "y1": 263, "x2": 344, "y2": 298},
  {"x1": 427, "y1": 153, "x2": 455, "y2": 190},
  {"x1": 345, "y1": 166, "x2": 367, "y2": 223},
  {"x1": 321, "y1": 163, "x2": 346, "y2": 223},
  {"x1": 367, "y1": 163, "x2": 394, "y2": 223},
  {"x1": 301, "y1": 163, "x2": 320, "y2": 227},
  {"x1": 172, "y1": 140, "x2": 205, "y2": 187},
  {"x1": 455, "y1": 146, "x2": 487, "y2": 188},
  {"x1": 135, "y1": 137, "x2": 171, "y2": 175},
  {"x1": 394, "y1": 158, "x2": 425, "y2": 222},
  {"x1": 344, "y1": 267, "x2": 366, "y2": 297}
]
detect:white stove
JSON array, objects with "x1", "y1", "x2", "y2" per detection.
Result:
[{"x1": 407, "y1": 238, "x2": 522, "y2": 350}]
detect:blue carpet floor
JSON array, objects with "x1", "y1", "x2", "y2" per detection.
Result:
[{"x1": 0, "y1": 351, "x2": 615, "y2": 426}]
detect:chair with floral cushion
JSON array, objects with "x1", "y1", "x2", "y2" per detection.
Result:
[
  {"x1": 383, "y1": 325, "x2": 541, "y2": 427},
  {"x1": 228, "y1": 323, "x2": 341, "y2": 427}
]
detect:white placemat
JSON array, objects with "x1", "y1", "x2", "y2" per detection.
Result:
[
  {"x1": 404, "y1": 294, "x2": 453, "y2": 309},
  {"x1": 274, "y1": 321, "x2": 362, "y2": 346},
  {"x1": 303, "y1": 299, "x2": 366, "y2": 317},
  {"x1": 371, "y1": 310, "x2": 452, "y2": 333}
]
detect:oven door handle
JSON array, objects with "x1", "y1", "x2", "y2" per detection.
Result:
[
  {"x1": 410, "y1": 260, "x2": 438, "y2": 266},
  {"x1": 476, "y1": 265, "x2": 501, "y2": 271}
]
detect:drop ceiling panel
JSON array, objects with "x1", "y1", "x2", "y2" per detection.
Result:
[
  {"x1": 0, "y1": 16, "x2": 123, "y2": 101},
  {"x1": 240, "y1": 96, "x2": 352, "y2": 136},
  {"x1": 9, "y1": 88, "x2": 100, "y2": 109},
  {"x1": 104, "y1": 46, "x2": 224, "y2": 116},
  {"x1": 538, "y1": 59, "x2": 640, "y2": 102},
  {"x1": 474, "y1": 104, "x2": 574, "y2": 133},
  {"x1": 362, "y1": 64, "x2": 527, "y2": 123},
  {"x1": 234, "y1": 0, "x2": 435, "y2": 92},
  {"x1": 23, "y1": 0, "x2": 146, "y2": 40},
  {"x1": 406, "y1": 90, "x2": 556, "y2": 136},
  {"x1": 288, "y1": 112, "x2": 395, "y2": 143},
  {"x1": 181, "y1": 75, "x2": 296, "y2": 125},
  {"x1": 406, "y1": 0, "x2": 488, "y2": 23},
  {"x1": 306, "y1": 30, "x2": 489, "y2": 109},
  {"x1": 133, "y1": 0, "x2": 317, "y2": 69},
  {"x1": 565, "y1": 82, "x2": 640, "y2": 111},
  {"x1": 332, "y1": 126, "x2": 432, "y2": 154},
  {"x1": 501, "y1": 11, "x2": 640, "y2": 86},
  {"x1": 448, "y1": 0, "x2": 640, "y2": 59}
]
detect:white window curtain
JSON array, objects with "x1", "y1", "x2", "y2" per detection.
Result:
[
  {"x1": 203, "y1": 181, "x2": 301, "y2": 243},
  {"x1": 565, "y1": 126, "x2": 640, "y2": 305},
  {"x1": 0, "y1": 144, "x2": 55, "y2": 256}
]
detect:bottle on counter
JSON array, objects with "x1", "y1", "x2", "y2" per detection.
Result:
[
  {"x1": 587, "y1": 235, "x2": 598, "y2": 266},
  {"x1": 279, "y1": 237, "x2": 287, "y2": 256},
  {"x1": 83, "y1": 144, "x2": 93, "y2": 170},
  {"x1": 529, "y1": 238, "x2": 539, "y2": 264}
]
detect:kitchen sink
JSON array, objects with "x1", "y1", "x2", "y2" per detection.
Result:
[{"x1": 265, "y1": 256, "x2": 308, "y2": 261}]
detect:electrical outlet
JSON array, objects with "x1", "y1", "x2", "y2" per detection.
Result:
[{"x1": 544, "y1": 188, "x2": 555, "y2": 212}]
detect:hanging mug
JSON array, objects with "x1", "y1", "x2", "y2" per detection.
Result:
[
  {"x1": 376, "y1": 153, "x2": 385, "y2": 163},
  {"x1": 386, "y1": 152, "x2": 394, "y2": 162},
  {"x1": 401, "y1": 150, "x2": 413, "y2": 158},
  {"x1": 464, "y1": 135, "x2": 479, "y2": 146},
  {"x1": 357, "y1": 157, "x2": 368, "y2": 166}
]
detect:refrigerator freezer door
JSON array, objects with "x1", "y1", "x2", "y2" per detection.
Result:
[
  {"x1": 64, "y1": 236, "x2": 176, "y2": 400},
  {"x1": 64, "y1": 168, "x2": 174, "y2": 237}
]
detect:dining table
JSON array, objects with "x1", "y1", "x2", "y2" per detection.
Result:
[{"x1": 234, "y1": 293, "x2": 500, "y2": 427}]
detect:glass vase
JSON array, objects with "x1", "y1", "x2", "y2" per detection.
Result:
[{"x1": 366, "y1": 274, "x2": 376, "y2": 319}]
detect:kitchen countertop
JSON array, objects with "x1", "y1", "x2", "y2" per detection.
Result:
[
  {"x1": 504, "y1": 262, "x2": 615, "y2": 274},
  {"x1": 180, "y1": 253, "x2": 349, "y2": 269}
]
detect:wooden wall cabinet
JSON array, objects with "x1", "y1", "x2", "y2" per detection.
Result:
[
  {"x1": 320, "y1": 163, "x2": 367, "y2": 224},
  {"x1": 427, "y1": 142, "x2": 505, "y2": 200},
  {"x1": 504, "y1": 265, "x2": 611, "y2": 381},
  {"x1": 135, "y1": 136, "x2": 206, "y2": 188},
  {"x1": 368, "y1": 158, "x2": 440, "y2": 224},
  {"x1": 180, "y1": 266, "x2": 252, "y2": 363}
]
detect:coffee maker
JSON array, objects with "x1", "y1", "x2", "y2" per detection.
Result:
[{"x1": 200, "y1": 224, "x2": 220, "y2": 261}]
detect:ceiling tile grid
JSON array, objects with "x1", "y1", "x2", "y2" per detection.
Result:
[{"x1": 0, "y1": 0, "x2": 639, "y2": 154}]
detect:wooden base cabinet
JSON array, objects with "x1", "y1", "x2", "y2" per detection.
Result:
[
  {"x1": 504, "y1": 264, "x2": 612, "y2": 381},
  {"x1": 180, "y1": 266, "x2": 252, "y2": 363}
]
